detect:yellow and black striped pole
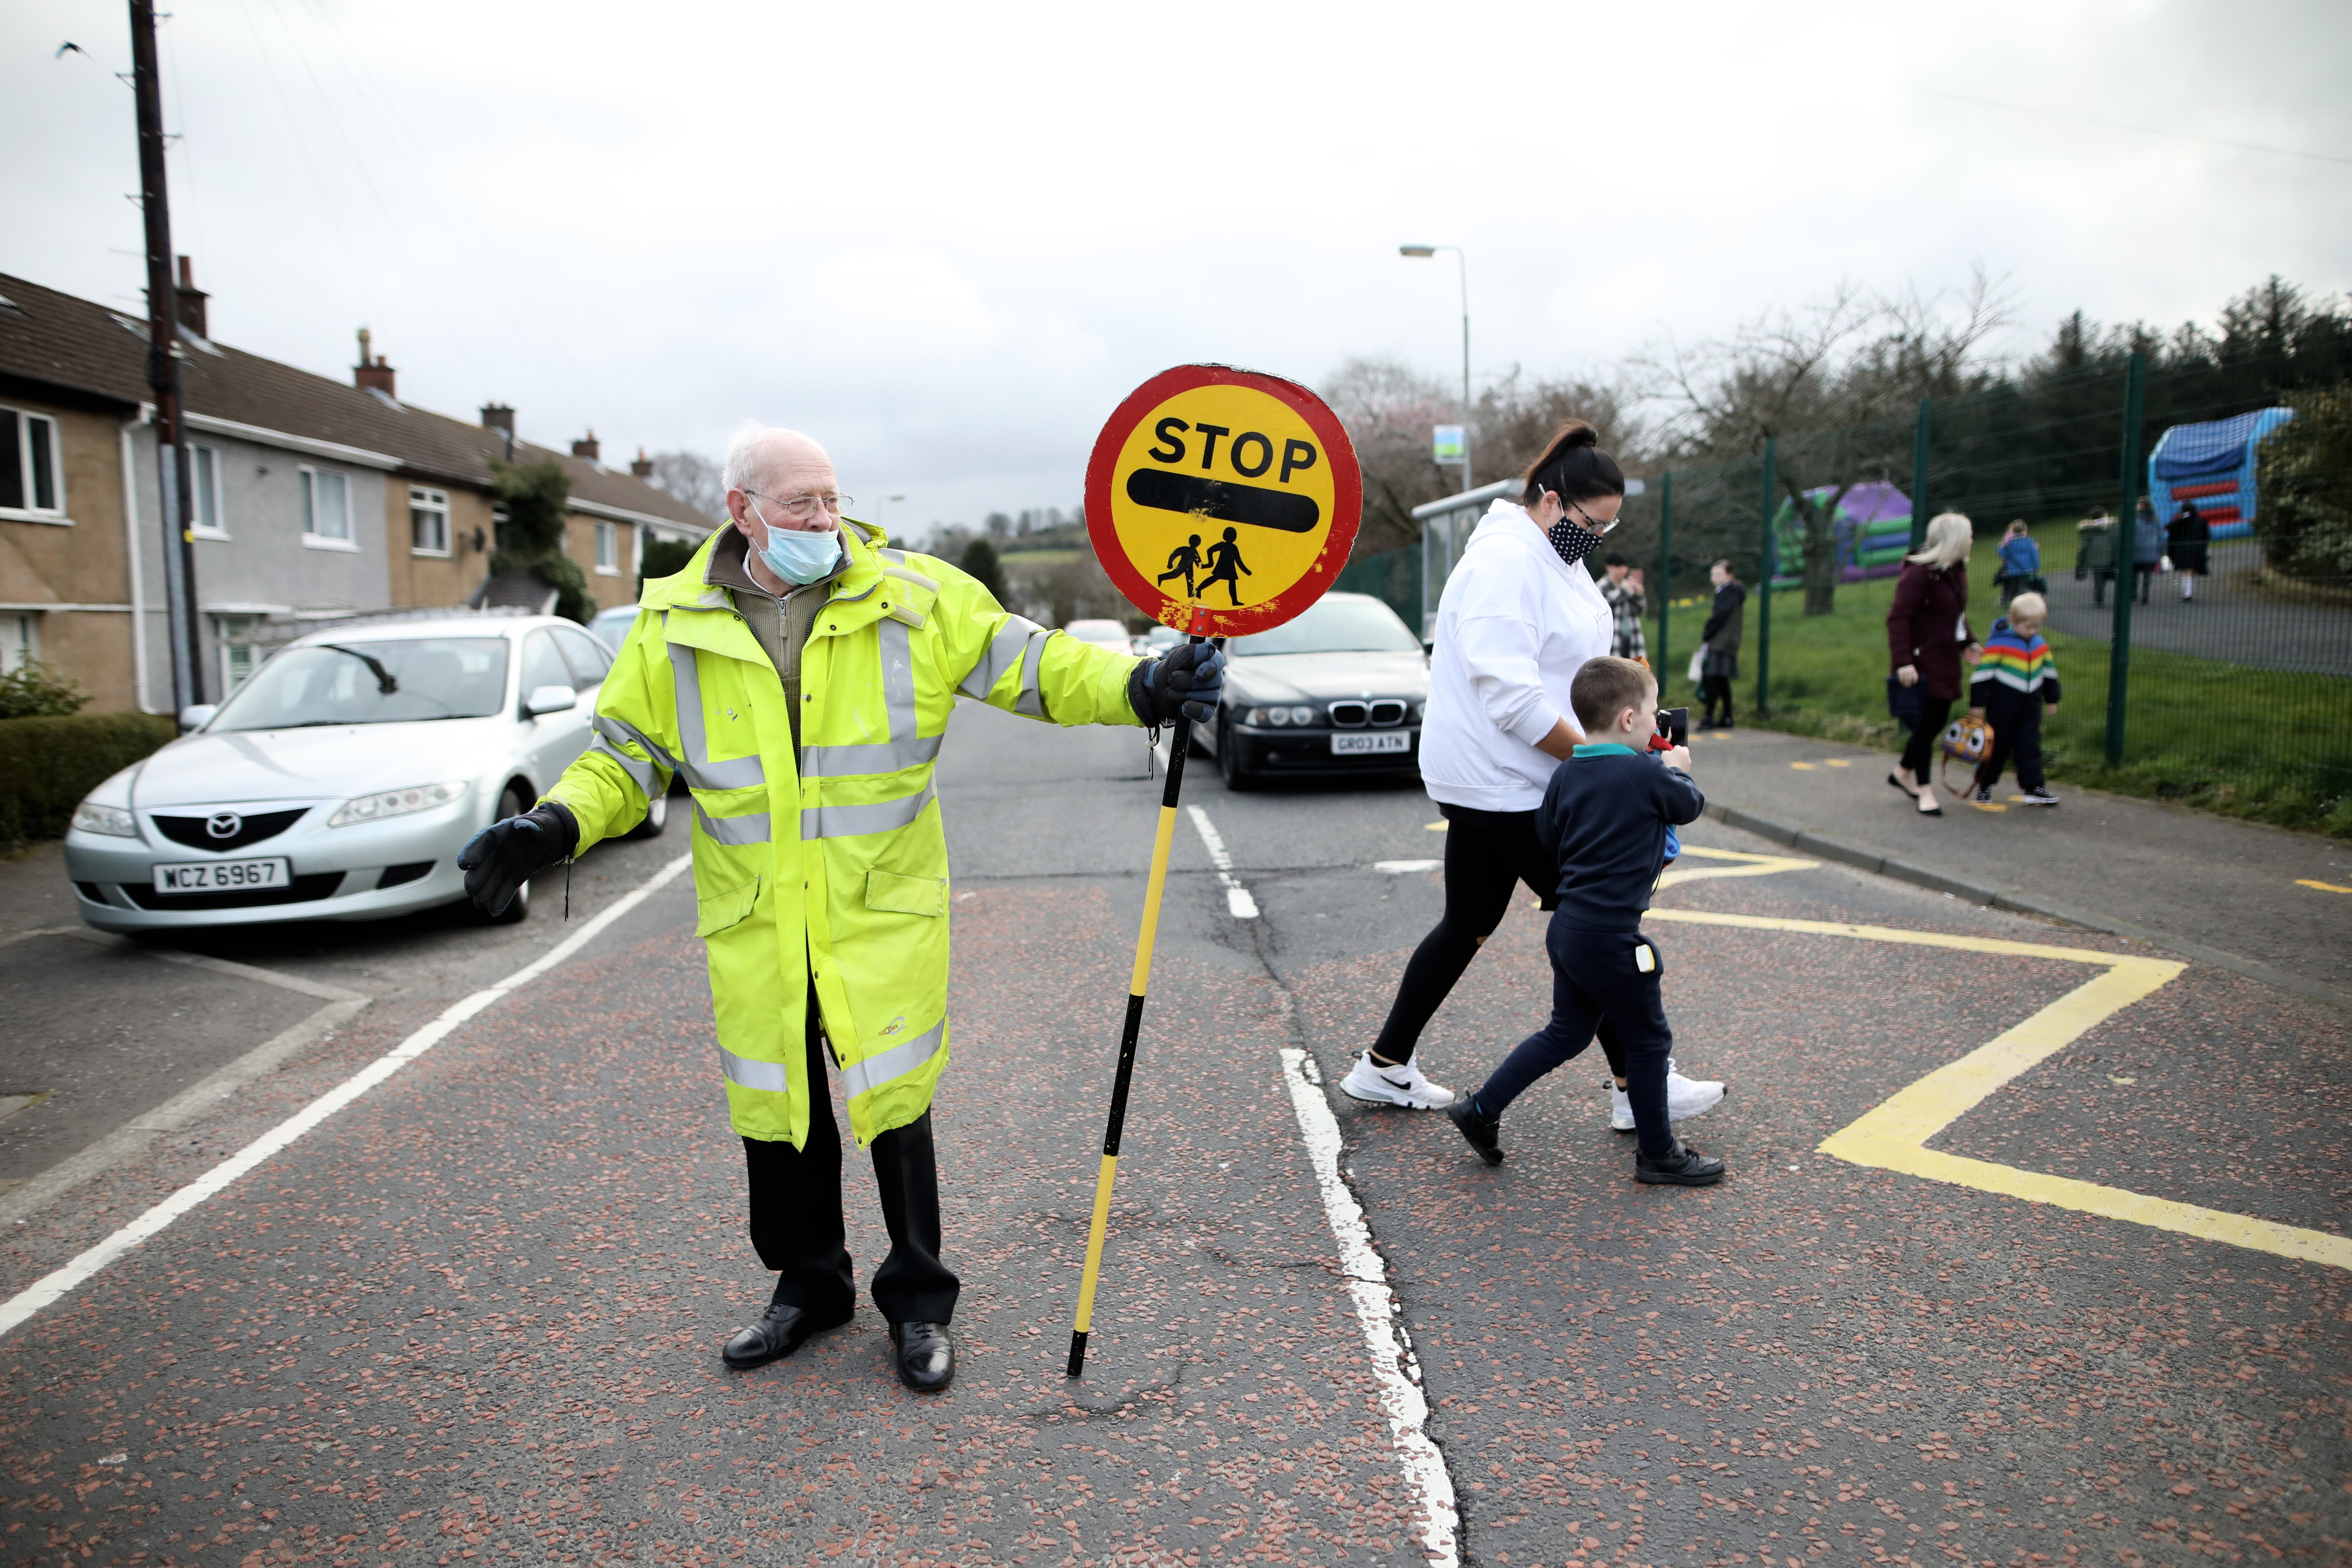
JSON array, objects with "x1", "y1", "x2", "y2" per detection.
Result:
[{"x1": 1068, "y1": 638, "x2": 1202, "y2": 1377}]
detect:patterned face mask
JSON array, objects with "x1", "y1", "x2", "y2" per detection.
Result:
[{"x1": 1544, "y1": 512, "x2": 1610, "y2": 570}]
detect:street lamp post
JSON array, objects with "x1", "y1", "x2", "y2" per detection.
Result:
[{"x1": 1399, "y1": 244, "x2": 1470, "y2": 490}]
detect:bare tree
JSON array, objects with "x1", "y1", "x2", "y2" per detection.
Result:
[{"x1": 649, "y1": 450, "x2": 724, "y2": 520}]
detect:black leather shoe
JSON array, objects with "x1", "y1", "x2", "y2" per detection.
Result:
[
  {"x1": 890, "y1": 1321, "x2": 955, "y2": 1392},
  {"x1": 1445, "y1": 1096, "x2": 1504, "y2": 1166},
  {"x1": 721, "y1": 1300, "x2": 852, "y2": 1370},
  {"x1": 1636, "y1": 1139, "x2": 1726, "y2": 1186}
]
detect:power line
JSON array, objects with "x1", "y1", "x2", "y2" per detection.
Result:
[
  {"x1": 235, "y1": 1, "x2": 381, "y2": 330},
  {"x1": 1913, "y1": 88, "x2": 2352, "y2": 168}
]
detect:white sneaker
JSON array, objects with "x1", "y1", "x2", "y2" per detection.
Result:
[
  {"x1": 1609, "y1": 1059, "x2": 1727, "y2": 1132},
  {"x1": 1339, "y1": 1052, "x2": 1456, "y2": 1109}
]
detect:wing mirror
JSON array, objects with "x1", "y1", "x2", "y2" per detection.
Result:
[
  {"x1": 177, "y1": 703, "x2": 217, "y2": 733},
  {"x1": 524, "y1": 684, "x2": 578, "y2": 718}
]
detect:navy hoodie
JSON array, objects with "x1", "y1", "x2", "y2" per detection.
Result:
[{"x1": 1534, "y1": 745, "x2": 1708, "y2": 931}]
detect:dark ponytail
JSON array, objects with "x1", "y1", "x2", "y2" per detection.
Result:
[{"x1": 1520, "y1": 419, "x2": 1625, "y2": 508}]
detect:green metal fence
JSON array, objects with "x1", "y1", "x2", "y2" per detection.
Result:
[{"x1": 1602, "y1": 350, "x2": 2352, "y2": 830}]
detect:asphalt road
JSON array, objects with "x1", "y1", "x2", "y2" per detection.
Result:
[{"x1": 0, "y1": 700, "x2": 2346, "y2": 1566}]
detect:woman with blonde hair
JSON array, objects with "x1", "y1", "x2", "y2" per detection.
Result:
[{"x1": 1885, "y1": 512, "x2": 1981, "y2": 815}]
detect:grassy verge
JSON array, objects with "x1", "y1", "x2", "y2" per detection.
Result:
[{"x1": 1646, "y1": 537, "x2": 2352, "y2": 840}]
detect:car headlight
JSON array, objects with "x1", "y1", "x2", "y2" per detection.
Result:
[
  {"x1": 71, "y1": 800, "x2": 138, "y2": 837},
  {"x1": 329, "y1": 780, "x2": 470, "y2": 827}
]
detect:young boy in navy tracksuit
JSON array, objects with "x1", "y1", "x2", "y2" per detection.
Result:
[
  {"x1": 1445, "y1": 656, "x2": 1726, "y2": 1185},
  {"x1": 1968, "y1": 591, "x2": 2062, "y2": 805}
]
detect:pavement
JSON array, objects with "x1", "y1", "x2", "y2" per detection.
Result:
[
  {"x1": 2040, "y1": 539, "x2": 2352, "y2": 679},
  {"x1": 1668, "y1": 721, "x2": 2352, "y2": 1007},
  {"x1": 0, "y1": 702, "x2": 2346, "y2": 1566}
]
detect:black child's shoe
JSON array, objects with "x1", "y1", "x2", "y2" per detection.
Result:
[
  {"x1": 890, "y1": 1321, "x2": 955, "y2": 1392},
  {"x1": 1635, "y1": 1139, "x2": 1726, "y2": 1186},
  {"x1": 1445, "y1": 1096, "x2": 1505, "y2": 1166},
  {"x1": 722, "y1": 1299, "x2": 853, "y2": 1370}
]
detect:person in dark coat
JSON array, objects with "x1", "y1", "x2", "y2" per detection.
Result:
[
  {"x1": 1696, "y1": 559, "x2": 1744, "y2": 730},
  {"x1": 2168, "y1": 500, "x2": 2211, "y2": 602},
  {"x1": 1885, "y1": 512, "x2": 1980, "y2": 816}
]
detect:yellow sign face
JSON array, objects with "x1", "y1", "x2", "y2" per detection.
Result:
[{"x1": 1085, "y1": 365, "x2": 1361, "y2": 637}]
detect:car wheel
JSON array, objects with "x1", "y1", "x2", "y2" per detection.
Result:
[
  {"x1": 1218, "y1": 714, "x2": 1253, "y2": 791},
  {"x1": 628, "y1": 788, "x2": 669, "y2": 839},
  {"x1": 487, "y1": 782, "x2": 533, "y2": 924}
]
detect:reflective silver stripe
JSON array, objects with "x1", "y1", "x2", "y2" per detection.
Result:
[
  {"x1": 957, "y1": 616, "x2": 1041, "y2": 699},
  {"x1": 693, "y1": 801, "x2": 773, "y2": 844},
  {"x1": 801, "y1": 734, "x2": 942, "y2": 778},
  {"x1": 718, "y1": 1044, "x2": 790, "y2": 1094},
  {"x1": 884, "y1": 564, "x2": 939, "y2": 594},
  {"x1": 879, "y1": 618, "x2": 918, "y2": 739},
  {"x1": 594, "y1": 712, "x2": 682, "y2": 780},
  {"x1": 668, "y1": 642, "x2": 766, "y2": 791},
  {"x1": 1013, "y1": 628, "x2": 1051, "y2": 717},
  {"x1": 800, "y1": 779, "x2": 937, "y2": 840},
  {"x1": 587, "y1": 733, "x2": 662, "y2": 799},
  {"x1": 841, "y1": 1020, "x2": 945, "y2": 1100}
]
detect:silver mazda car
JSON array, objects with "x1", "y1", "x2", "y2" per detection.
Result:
[{"x1": 64, "y1": 611, "x2": 664, "y2": 932}]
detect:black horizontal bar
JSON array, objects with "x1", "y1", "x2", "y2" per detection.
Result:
[{"x1": 1125, "y1": 468, "x2": 1320, "y2": 534}]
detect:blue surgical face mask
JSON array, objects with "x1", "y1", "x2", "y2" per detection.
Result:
[{"x1": 750, "y1": 500, "x2": 844, "y2": 586}]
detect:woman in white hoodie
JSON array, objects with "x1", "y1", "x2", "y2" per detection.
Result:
[{"x1": 1340, "y1": 422, "x2": 1727, "y2": 1130}]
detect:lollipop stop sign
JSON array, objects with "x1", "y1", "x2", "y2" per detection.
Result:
[
  {"x1": 1063, "y1": 365, "x2": 1360, "y2": 1379},
  {"x1": 1086, "y1": 364, "x2": 1362, "y2": 638}
]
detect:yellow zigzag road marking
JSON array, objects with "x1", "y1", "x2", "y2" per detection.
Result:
[
  {"x1": 1657, "y1": 845, "x2": 1818, "y2": 889},
  {"x1": 1643, "y1": 907, "x2": 2352, "y2": 1274}
]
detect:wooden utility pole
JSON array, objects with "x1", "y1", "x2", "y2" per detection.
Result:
[{"x1": 130, "y1": 0, "x2": 204, "y2": 710}]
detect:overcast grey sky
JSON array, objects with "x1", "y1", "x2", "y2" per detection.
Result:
[{"x1": 8, "y1": 0, "x2": 2348, "y2": 534}]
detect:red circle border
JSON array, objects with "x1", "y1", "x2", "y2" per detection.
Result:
[{"x1": 1083, "y1": 363, "x2": 1362, "y2": 639}]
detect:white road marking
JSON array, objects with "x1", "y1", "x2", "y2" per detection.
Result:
[
  {"x1": 1184, "y1": 805, "x2": 1258, "y2": 918},
  {"x1": 1373, "y1": 859, "x2": 1442, "y2": 874},
  {"x1": 0, "y1": 851, "x2": 694, "y2": 1339},
  {"x1": 1278, "y1": 1044, "x2": 1460, "y2": 1567}
]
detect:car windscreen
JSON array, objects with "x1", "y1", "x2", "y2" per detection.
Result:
[
  {"x1": 1224, "y1": 597, "x2": 1421, "y2": 657},
  {"x1": 210, "y1": 638, "x2": 512, "y2": 730}
]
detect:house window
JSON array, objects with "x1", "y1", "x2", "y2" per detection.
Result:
[
  {"x1": 594, "y1": 520, "x2": 618, "y2": 574},
  {"x1": 410, "y1": 486, "x2": 450, "y2": 556},
  {"x1": 190, "y1": 445, "x2": 227, "y2": 538},
  {"x1": 301, "y1": 466, "x2": 353, "y2": 546},
  {"x1": 3, "y1": 612, "x2": 36, "y2": 673},
  {"x1": 215, "y1": 615, "x2": 258, "y2": 693},
  {"x1": 0, "y1": 405, "x2": 64, "y2": 517}
]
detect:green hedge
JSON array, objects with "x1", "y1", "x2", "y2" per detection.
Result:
[{"x1": 0, "y1": 711, "x2": 178, "y2": 849}]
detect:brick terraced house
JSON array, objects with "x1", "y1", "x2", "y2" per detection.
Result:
[{"x1": 0, "y1": 266, "x2": 714, "y2": 713}]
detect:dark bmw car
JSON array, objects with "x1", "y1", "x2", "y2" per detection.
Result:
[{"x1": 1191, "y1": 592, "x2": 1427, "y2": 788}]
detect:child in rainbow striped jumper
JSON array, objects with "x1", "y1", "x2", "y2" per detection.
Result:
[{"x1": 1968, "y1": 591, "x2": 2061, "y2": 805}]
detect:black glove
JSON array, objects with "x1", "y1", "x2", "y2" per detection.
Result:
[
  {"x1": 458, "y1": 800, "x2": 578, "y2": 917},
  {"x1": 1128, "y1": 642, "x2": 1227, "y2": 726}
]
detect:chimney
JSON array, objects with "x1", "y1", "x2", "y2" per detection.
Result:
[
  {"x1": 352, "y1": 328, "x2": 397, "y2": 399},
  {"x1": 480, "y1": 403, "x2": 516, "y2": 437},
  {"x1": 571, "y1": 429, "x2": 601, "y2": 463},
  {"x1": 175, "y1": 255, "x2": 209, "y2": 339},
  {"x1": 630, "y1": 447, "x2": 654, "y2": 481}
]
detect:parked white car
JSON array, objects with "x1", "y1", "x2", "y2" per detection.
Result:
[
  {"x1": 64, "y1": 613, "x2": 661, "y2": 932},
  {"x1": 587, "y1": 603, "x2": 642, "y2": 652},
  {"x1": 1064, "y1": 618, "x2": 1134, "y2": 657}
]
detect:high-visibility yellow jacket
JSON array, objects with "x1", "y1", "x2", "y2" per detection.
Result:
[{"x1": 546, "y1": 519, "x2": 1141, "y2": 1149}]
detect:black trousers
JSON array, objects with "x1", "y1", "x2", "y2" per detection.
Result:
[
  {"x1": 742, "y1": 994, "x2": 959, "y2": 1324},
  {"x1": 1371, "y1": 803, "x2": 1629, "y2": 1079},
  {"x1": 1972, "y1": 691, "x2": 2046, "y2": 793},
  {"x1": 1898, "y1": 695, "x2": 1954, "y2": 781},
  {"x1": 1477, "y1": 920, "x2": 1675, "y2": 1155},
  {"x1": 1699, "y1": 674, "x2": 1735, "y2": 723}
]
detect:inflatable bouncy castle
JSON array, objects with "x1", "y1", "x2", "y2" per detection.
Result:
[
  {"x1": 2147, "y1": 407, "x2": 2295, "y2": 541},
  {"x1": 1768, "y1": 481, "x2": 1913, "y2": 590}
]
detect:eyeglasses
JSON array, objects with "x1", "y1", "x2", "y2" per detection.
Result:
[
  {"x1": 745, "y1": 489, "x2": 852, "y2": 522},
  {"x1": 1544, "y1": 490, "x2": 1620, "y2": 535}
]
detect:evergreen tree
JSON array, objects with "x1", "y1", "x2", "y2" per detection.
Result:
[{"x1": 960, "y1": 538, "x2": 1010, "y2": 606}]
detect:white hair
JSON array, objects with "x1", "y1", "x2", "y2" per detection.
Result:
[
  {"x1": 721, "y1": 422, "x2": 825, "y2": 496},
  {"x1": 1907, "y1": 511, "x2": 1974, "y2": 569}
]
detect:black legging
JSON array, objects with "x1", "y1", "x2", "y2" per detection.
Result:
[
  {"x1": 1699, "y1": 674, "x2": 1734, "y2": 724},
  {"x1": 1371, "y1": 802, "x2": 1630, "y2": 1079},
  {"x1": 1898, "y1": 694, "x2": 1954, "y2": 782}
]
